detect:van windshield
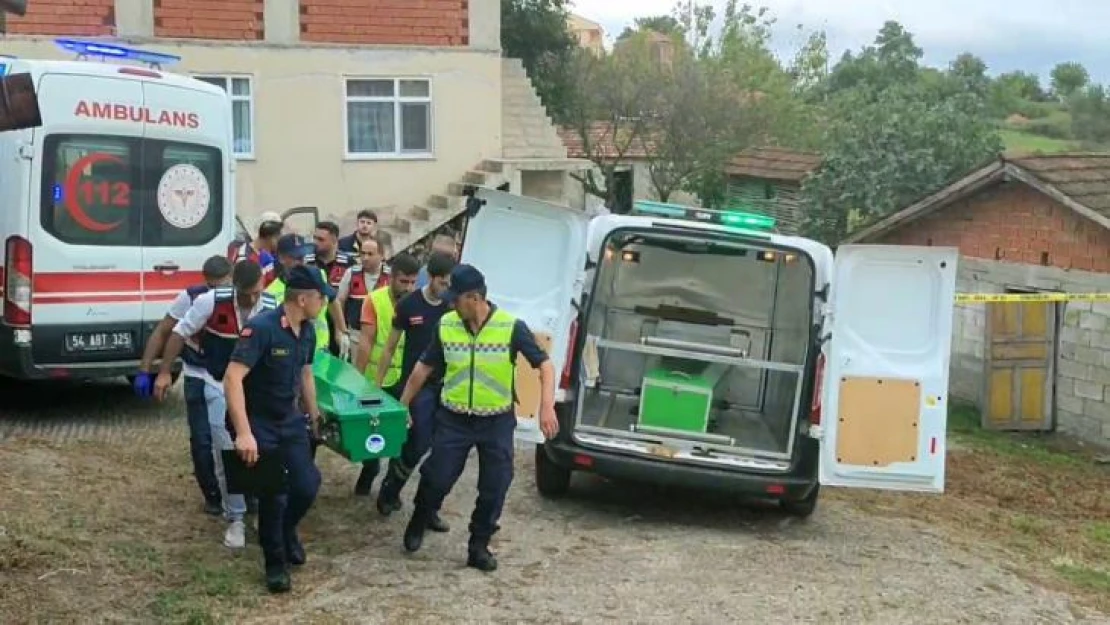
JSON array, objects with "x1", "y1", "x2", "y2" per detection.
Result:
[{"x1": 39, "y1": 133, "x2": 223, "y2": 247}]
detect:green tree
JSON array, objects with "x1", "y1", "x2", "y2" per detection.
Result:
[
  {"x1": 1069, "y1": 84, "x2": 1110, "y2": 145},
  {"x1": 617, "y1": 15, "x2": 683, "y2": 40},
  {"x1": 800, "y1": 24, "x2": 1001, "y2": 244},
  {"x1": 1051, "y1": 62, "x2": 1090, "y2": 99},
  {"x1": 500, "y1": 0, "x2": 577, "y2": 123},
  {"x1": 948, "y1": 52, "x2": 989, "y2": 96},
  {"x1": 997, "y1": 70, "x2": 1045, "y2": 101}
]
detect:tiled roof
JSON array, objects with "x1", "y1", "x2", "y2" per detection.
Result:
[
  {"x1": 724, "y1": 147, "x2": 823, "y2": 183},
  {"x1": 1007, "y1": 153, "x2": 1110, "y2": 215},
  {"x1": 558, "y1": 122, "x2": 654, "y2": 160}
]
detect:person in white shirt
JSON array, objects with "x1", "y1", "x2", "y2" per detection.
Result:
[
  {"x1": 134, "y1": 255, "x2": 233, "y2": 517},
  {"x1": 155, "y1": 261, "x2": 277, "y2": 550}
]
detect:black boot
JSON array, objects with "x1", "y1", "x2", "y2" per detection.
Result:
[
  {"x1": 375, "y1": 478, "x2": 402, "y2": 516},
  {"x1": 265, "y1": 565, "x2": 291, "y2": 593},
  {"x1": 203, "y1": 496, "x2": 222, "y2": 517},
  {"x1": 354, "y1": 465, "x2": 376, "y2": 497},
  {"x1": 403, "y1": 513, "x2": 427, "y2": 553},
  {"x1": 466, "y1": 544, "x2": 498, "y2": 572},
  {"x1": 285, "y1": 532, "x2": 306, "y2": 567}
]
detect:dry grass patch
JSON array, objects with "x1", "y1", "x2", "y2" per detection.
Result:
[
  {"x1": 0, "y1": 432, "x2": 387, "y2": 623},
  {"x1": 830, "y1": 405, "x2": 1110, "y2": 610}
]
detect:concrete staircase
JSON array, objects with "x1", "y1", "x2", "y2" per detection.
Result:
[
  {"x1": 331, "y1": 59, "x2": 580, "y2": 256},
  {"x1": 501, "y1": 58, "x2": 570, "y2": 160}
]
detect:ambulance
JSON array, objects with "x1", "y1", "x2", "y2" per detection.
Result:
[
  {"x1": 460, "y1": 188, "x2": 957, "y2": 516},
  {"x1": 0, "y1": 40, "x2": 237, "y2": 381}
]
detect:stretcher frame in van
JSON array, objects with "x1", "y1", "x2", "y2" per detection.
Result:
[{"x1": 572, "y1": 225, "x2": 813, "y2": 468}]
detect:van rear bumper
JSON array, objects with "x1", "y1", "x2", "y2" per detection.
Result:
[
  {"x1": 544, "y1": 435, "x2": 820, "y2": 502},
  {"x1": 0, "y1": 324, "x2": 149, "y2": 381}
]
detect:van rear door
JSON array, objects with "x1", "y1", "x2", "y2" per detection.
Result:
[
  {"x1": 138, "y1": 81, "x2": 234, "y2": 324},
  {"x1": 818, "y1": 244, "x2": 958, "y2": 493},
  {"x1": 28, "y1": 73, "x2": 146, "y2": 369},
  {"x1": 460, "y1": 188, "x2": 589, "y2": 443}
]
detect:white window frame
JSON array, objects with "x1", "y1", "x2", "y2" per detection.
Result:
[
  {"x1": 343, "y1": 76, "x2": 434, "y2": 161},
  {"x1": 192, "y1": 74, "x2": 256, "y2": 160}
]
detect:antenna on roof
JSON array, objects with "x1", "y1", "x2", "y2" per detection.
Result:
[{"x1": 54, "y1": 39, "x2": 180, "y2": 70}]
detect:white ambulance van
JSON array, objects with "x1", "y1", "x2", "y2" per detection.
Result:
[
  {"x1": 460, "y1": 188, "x2": 957, "y2": 516},
  {"x1": 0, "y1": 40, "x2": 236, "y2": 381}
]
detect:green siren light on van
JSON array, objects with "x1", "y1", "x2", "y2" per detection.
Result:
[{"x1": 632, "y1": 200, "x2": 776, "y2": 231}]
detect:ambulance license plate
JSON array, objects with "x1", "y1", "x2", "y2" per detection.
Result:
[{"x1": 64, "y1": 331, "x2": 133, "y2": 353}]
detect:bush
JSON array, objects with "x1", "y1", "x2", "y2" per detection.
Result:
[
  {"x1": 1025, "y1": 111, "x2": 1074, "y2": 139},
  {"x1": 1013, "y1": 99, "x2": 1057, "y2": 120}
]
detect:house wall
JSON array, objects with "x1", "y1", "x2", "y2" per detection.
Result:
[
  {"x1": 725, "y1": 176, "x2": 804, "y2": 234},
  {"x1": 876, "y1": 182, "x2": 1110, "y2": 444},
  {"x1": 3, "y1": 37, "x2": 501, "y2": 223},
  {"x1": 568, "y1": 161, "x2": 698, "y2": 210}
]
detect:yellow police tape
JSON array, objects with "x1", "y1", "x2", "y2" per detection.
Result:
[{"x1": 955, "y1": 292, "x2": 1110, "y2": 303}]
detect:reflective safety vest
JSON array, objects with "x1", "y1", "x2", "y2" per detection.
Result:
[
  {"x1": 344, "y1": 266, "x2": 389, "y2": 330},
  {"x1": 367, "y1": 286, "x2": 404, "y2": 388},
  {"x1": 265, "y1": 269, "x2": 330, "y2": 350},
  {"x1": 439, "y1": 308, "x2": 516, "y2": 416}
]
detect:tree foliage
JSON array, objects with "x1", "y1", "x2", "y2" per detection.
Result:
[
  {"x1": 500, "y1": 0, "x2": 578, "y2": 123},
  {"x1": 1050, "y1": 62, "x2": 1090, "y2": 99},
  {"x1": 617, "y1": 15, "x2": 683, "y2": 40},
  {"x1": 799, "y1": 23, "x2": 1002, "y2": 244}
]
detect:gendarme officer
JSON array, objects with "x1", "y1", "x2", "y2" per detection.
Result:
[
  {"x1": 223, "y1": 265, "x2": 329, "y2": 593},
  {"x1": 398, "y1": 264, "x2": 558, "y2": 572}
]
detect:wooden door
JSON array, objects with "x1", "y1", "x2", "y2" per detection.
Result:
[{"x1": 982, "y1": 300, "x2": 1056, "y2": 431}]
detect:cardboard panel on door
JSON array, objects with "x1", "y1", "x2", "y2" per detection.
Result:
[
  {"x1": 514, "y1": 331, "x2": 553, "y2": 421},
  {"x1": 836, "y1": 376, "x2": 921, "y2": 467}
]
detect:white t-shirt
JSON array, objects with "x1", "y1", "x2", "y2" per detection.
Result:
[{"x1": 167, "y1": 289, "x2": 213, "y2": 384}]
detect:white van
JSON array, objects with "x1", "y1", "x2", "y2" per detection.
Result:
[
  {"x1": 460, "y1": 188, "x2": 957, "y2": 517},
  {"x1": 0, "y1": 42, "x2": 236, "y2": 381}
]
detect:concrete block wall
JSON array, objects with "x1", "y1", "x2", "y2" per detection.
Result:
[
  {"x1": 501, "y1": 58, "x2": 569, "y2": 160},
  {"x1": 951, "y1": 257, "x2": 1110, "y2": 444}
]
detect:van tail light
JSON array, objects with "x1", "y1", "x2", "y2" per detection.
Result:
[
  {"x1": 560, "y1": 319, "x2": 579, "y2": 391},
  {"x1": 809, "y1": 352, "x2": 825, "y2": 426},
  {"x1": 4, "y1": 236, "x2": 33, "y2": 326}
]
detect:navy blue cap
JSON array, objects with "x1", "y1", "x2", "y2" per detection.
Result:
[
  {"x1": 443, "y1": 264, "x2": 486, "y2": 303},
  {"x1": 276, "y1": 233, "x2": 313, "y2": 259},
  {"x1": 284, "y1": 265, "x2": 336, "y2": 300}
]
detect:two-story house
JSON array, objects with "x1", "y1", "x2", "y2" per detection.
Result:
[{"x1": 2, "y1": 0, "x2": 583, "y2": 251}]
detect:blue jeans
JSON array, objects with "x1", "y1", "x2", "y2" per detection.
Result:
[
  {"x1": 413, "y1": 410, "x2": 516, "y2": 546},
  {"x1": 252, "y1": 413, "x2": 322, "y2": 569},
  {"x1": 204, "y1": 381, "x2": 247, "y2": 523},
  {"x1": 183, "y1": 377, "x2": 220, "y2": 504}
]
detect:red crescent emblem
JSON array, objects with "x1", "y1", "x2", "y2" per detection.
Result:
[{"x1": 63, "y1": 153, "x2": 126, "y2": 233}]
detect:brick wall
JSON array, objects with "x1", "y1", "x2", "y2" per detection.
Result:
[
  {"x1": 879, "y1": 182, "x2": 1110, "y2": 273},
  {"x1": 299, "y1": 0, "x2": 469, "y2": 45},
  {"x1": 3, "y1": 0, "x2": 115, "y2": 36},
  {"x1": 154, "y1": 0, "x2": 264, "y2": 40}
]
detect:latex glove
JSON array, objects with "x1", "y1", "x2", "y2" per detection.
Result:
[
  {"x1": 338, "y1": 333, "x2": 352, "y2": 361},
  {"x1": 132, "y1": 372, "x2": 154, "y2": 398}
]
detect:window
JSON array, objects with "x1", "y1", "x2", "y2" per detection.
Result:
[
  {"x1": 194, "y1": 75, "x2": 254, "y2": 158},
  {"x1": 345, "y1": 78, "x2": 432, "y2": 158},
  {"x1": 41, "y1": 134, "x2": 224, "y2": 247}
]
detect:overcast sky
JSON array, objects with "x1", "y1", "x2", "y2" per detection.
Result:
[{"x1": 569, "y1": 0, "x2": 1110, "y2": 84}]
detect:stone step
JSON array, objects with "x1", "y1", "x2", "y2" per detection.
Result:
[{"x1": 461, "y1": 170, "x2": 489, "y2": 184}]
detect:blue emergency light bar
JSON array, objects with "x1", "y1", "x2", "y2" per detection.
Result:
[
  {"x1": 632, "y1": 200, "x2": 777, "y2": 230},
  {"x1": 54, "y1": 39, "x2": 180, "y2": 68}
]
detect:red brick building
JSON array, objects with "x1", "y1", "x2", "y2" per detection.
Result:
[{"x1": 845, "y1": 154, "x2": 1110, "y2": 446}]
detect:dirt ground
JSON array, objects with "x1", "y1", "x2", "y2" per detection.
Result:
[{"x1": 1, "y1": 384, "x2": 1109, "y2": 624}]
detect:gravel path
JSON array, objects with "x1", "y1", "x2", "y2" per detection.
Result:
[{"x1": 2, "y1": 377, "x2": 1106, "y2": 624}]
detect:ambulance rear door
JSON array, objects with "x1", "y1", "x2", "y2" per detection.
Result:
[
  {"x1": 28, "y1": 71, "x2": 147, "y2": 369},
  {"x1": 139, "y1": 79, "x2": 235, "y2": 326}
]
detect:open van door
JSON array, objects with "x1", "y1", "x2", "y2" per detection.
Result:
[
  {"x1": 818, "y1": 245, "x2": 958, "y2": 493},
  {"x1": 461, "y1": 188, "x2": 589, "y2": 443},
  {"x1": 280, "y1": 206, "x2": 319, "y2": 236}
]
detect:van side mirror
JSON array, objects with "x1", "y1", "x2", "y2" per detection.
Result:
[{"x1": 0, "y1": 73, "x2": 43, "y2": 132}]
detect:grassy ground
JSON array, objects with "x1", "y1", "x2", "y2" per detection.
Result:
[
  {"x1": 1000, "y1": 129, "x2": 1081, "y2": 155},
  {"x1": 832, "y1": 404, "x2": 1110, "y2": 610}
]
